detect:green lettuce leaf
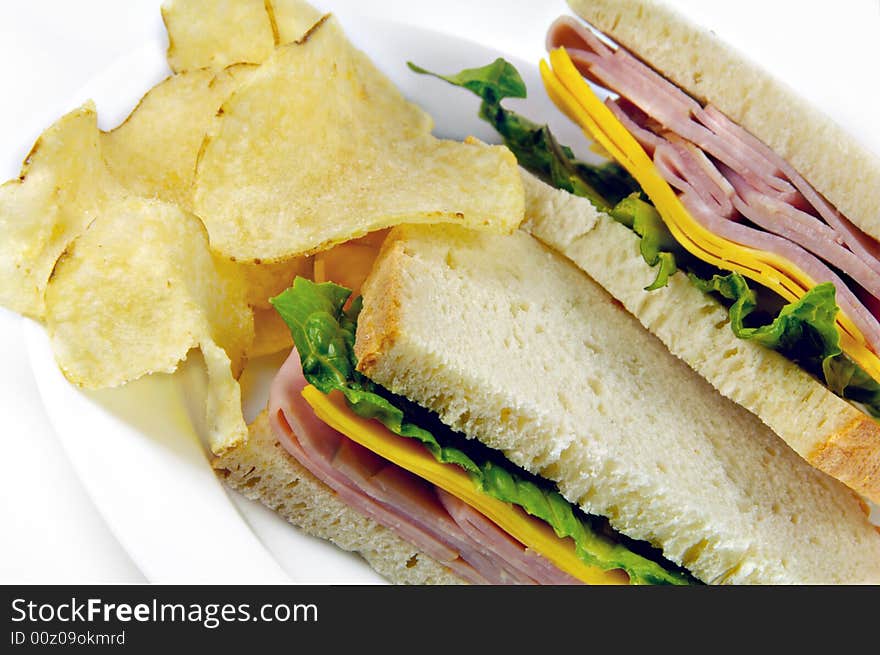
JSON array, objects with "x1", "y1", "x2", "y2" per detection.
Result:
[
  {"x1": 407, "y1": 59, "x2": 639, "y2": 210},
  {"x1": 690, "y1": 272, "x2": 880, "y2": 415},
  {"x1": 407, "y1": 58, "x2": 526, "y2": 104},
  {"x1": 271, "y1": 277, "x2": 693, "y2": 585},
  {"x1": 823, "y1": 357, "x2": 880, "y2": 416},
  {"x1": 611, "y1": 194, "x2": 687, "y2": 291},
  {"x1": 690, "y1": 274, "x2": 839, "y2": 357},
  {"x1": 694, "y1": 270, "x2": 835, "y2": 375}
]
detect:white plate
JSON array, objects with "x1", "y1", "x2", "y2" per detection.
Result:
[{"x1": 21, "y1": 11, "x2": 591, "y2": 584}]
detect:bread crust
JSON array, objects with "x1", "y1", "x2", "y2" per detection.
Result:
[
  {"x1": 810, "y1": 416, "x2": 880, "y2": 501},
  {"x1": 565, "y1": 0, "x2": 880, "y2": 243},
  {"x1": 354, "y1": 229, "x2": 410, "y2": 375}
]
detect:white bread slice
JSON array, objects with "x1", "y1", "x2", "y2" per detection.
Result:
[
  {"x1": 213, "y1": 411, "x2": 465, "y2": 585},
  {"x1": 565, "y1": 0, "x2": 880, "y2": 243},
  {"x1": 520, "y1": 170, "x2": 880, "y2": 504},
  {"x1": 355, "y1": 223, "x2": 880, "y2": 584}
]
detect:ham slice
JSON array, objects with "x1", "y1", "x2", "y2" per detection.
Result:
[
  {"x1": 700, "y1": 104, "x2": 880, "y2": 277},
  {"x1": 268, "y1": 348, "x2": 582, "y2": 585},
  {"x1": 547, "y1": 16, "x2": 880, "y2": 355},
  {"x1": 436, "y1": 490, "x2": 581, "y2": 585}
]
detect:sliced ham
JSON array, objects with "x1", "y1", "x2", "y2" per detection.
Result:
[
  {"x1": 552, "y1": 18, "x2": 795, "y2": 197},
  {"x1": 268, "y1": 348, "x2": 583, "y2": 585},
  {"x1": 700, "y1": 104, "x2": 880, "y2": 277},
  {"x1": 655, "y1": 134, "x2": 737, "y2": 218},
  {"x1": 605, "y1": 98, "x2": 664, "y2": 156},
  {"x1": 547, "y1": 16, "x2": 880, "y2": 355},
  {"x1": 436, "y1": 490, "x2": 582, "y2": 585},
  {"x1": 721, "y1": 162, "x2": 880, "y2": 301}
]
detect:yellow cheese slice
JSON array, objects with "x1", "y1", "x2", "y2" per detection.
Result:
[
  {"x1": 301, "y1": 385, "x2": 628, "y2": 585},
  {"x1": 540, "y1": 48, "x2": 880, "y2": 383}
]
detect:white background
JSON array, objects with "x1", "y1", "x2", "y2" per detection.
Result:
[{"x1": 0, "y1": 0, "x2": 878, "y2": 583}]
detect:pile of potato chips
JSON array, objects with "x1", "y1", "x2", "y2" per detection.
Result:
[{"x1": 0, "y1": 0, "x2": 524, "y2": 453}]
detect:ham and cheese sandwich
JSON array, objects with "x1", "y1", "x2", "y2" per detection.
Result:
[
  {"x1": 518, "y1": 0, "x2": 880, "y2": 503},
  {"x1": 216, "y1": 215, "x2": 880, "y2": 584}
]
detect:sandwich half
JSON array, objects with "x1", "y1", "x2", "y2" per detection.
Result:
[
  {"x1": 405, "y1": 0, "x2": 880, "y2": 503},
  {"x1": 531, "y1": 0, "x2": 880, "y2": 502},
  {"x1": 216, "y1": 216, "x2": 880, "y2": 584}
]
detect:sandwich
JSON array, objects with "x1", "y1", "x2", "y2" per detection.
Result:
[
  {"x1": 216, "y1": 215, "x2": 880, "y2": 584},
  {"x1": 212, "y1": 0, "x2": 880, "y2": 585},
  {"x1": 535, "y1": 1, "x2": 880, "y2": 503},
  {"x1": 403, "y1": 0, "x2": 880, "y2": 506}
]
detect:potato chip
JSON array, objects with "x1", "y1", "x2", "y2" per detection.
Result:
[
  {"x1": 162, "y1": 0, "x2": 322, "y2": 73},
  {"x1": 247, "y1": 230, "x2": 388, "y2": 358},
  {"x1": 267, "y1": 0, "x2": 324, "y2": 45},
  {"x1": 44, "y1": 195, "x2": 253, "y2": 451},
  {"x1": 193, "y1": 16, "x2": 524, "y2": 263},
  {"x1": 249, "y1": 307, "x2": 294, "y2": 358},
  {"x1": 45, "y1": 196, "x2": 253, "y2": 384},
  {"x1": 162, "y1": 0, "x2": 276, "y2": 72},
  {"x1": 0, "y1": 103, "x2": 123, "y2": 319},
  {"x1": 238, "y1": 255, "x2": 313, "y2": 309},
  {"x1": 313, "y1": 230, "x2": 388, "y2": 298},
  {"x1": 102, "y1": 64, "x2": 256, "y2": 209},
  {"x1": 201, "y1": 340, "x2": 249, "y2": 452},
  {"x1": 99, "y1": 62, "x2": 305, "y2": 313}
]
